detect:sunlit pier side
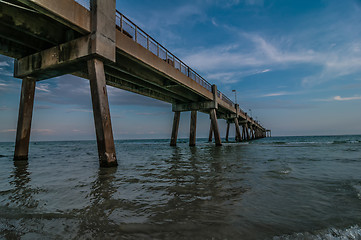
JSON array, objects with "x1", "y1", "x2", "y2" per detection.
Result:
[{"x1": 0, "y1": 0, "x2": 270, "y2": 167}]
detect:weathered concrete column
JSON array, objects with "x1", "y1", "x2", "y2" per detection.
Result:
[
  {"x1": 246, "y1": 124, "x2": 250, "y2": 140},
  {"x1": 234, "y1": 118, "x2": 241, "y2": 142},
  {"x1": 208, "y1": 123, "x2": 213, "y2": 142},
  {"x1": 189, "y1": 110, "x2": 197, "y2": 146},
  {"x1": 241, "y1": 124, "x2": 245, "y2": 141},
  {"x1": 249, "y1": 125, "x2": 254, "y2": 139},
  {"x1": 225, "y1": 121, "x2": 230, "y2": 142},
  {"x1": 14, "y1": 77, "x2": 36, "y2": 161},
  {"x1": 170, "y1": 111, "x2": 180, "y2": 146},
  {"x1": 88, "y1": 59, "x2": 117, "y2": 167},
  {"x1": 210, "y1": 109, "x2": 222, "y2": 146}
]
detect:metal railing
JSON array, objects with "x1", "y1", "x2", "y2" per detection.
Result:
[
  {"x1": 71, "y1": 0, "x2": 236, "y2": 108},
  {"x1": 116, "y1": 11, "x2": 235, "y2": 107}
]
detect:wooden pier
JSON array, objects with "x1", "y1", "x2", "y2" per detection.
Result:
[{"x1": 0, "y1": 0, "x2": 270, "y2": 167}]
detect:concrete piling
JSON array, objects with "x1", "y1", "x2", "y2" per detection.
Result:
[
  {"x1": 14, "y1": 77, "x2": 36, "y2": 161},
  {"x1": 189, "y1": 110, "x2": 197, "y2": 146},
  {"x1": 210, "y1": 109, "x2": 222, "y2": 146},
  {"x1": 225, "y1": 122, "x2": 230, "y2": 142},
  {"x1": 88, "y1": 59, "x2": 118, "y2": 167},
  {"x1": 170, "y1": 111, "x2": 180, "y2": 146}
]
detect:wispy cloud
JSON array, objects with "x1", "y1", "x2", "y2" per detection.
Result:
[
  {"x1": 66, "y1": 108, "x2": 92, "y2": 113},
  {"x1": 136, "y1": 111, "x2": 168, "y2": 116},
  {"x1": 0, "y1": 129, "x2": 16, "y2": 133},
  {"x1": 36, "y1": 83, "x2": 51, "y2": 93},
  {"x1": 333, "y1": 95, "x2": 361, "y2": 101},
  {"x1": 261, "y1": 92, "x2": 289, "y2": 97},
  {"x1": 206, "y1": 68, "x2": 271, "y2": 84},
  {"x1": 0, "y1": 61, "x2": 9, "y2": 67},
  {"x1": 32, "y1": 129, "x2": 55, "y2": 135}
]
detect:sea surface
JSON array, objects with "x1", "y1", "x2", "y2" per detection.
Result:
[{"x1": 1, "y1": 135, "x2": 361, "y2": 239}]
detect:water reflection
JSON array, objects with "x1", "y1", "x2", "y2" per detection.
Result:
[
  {"x1": 8, "y1": 160, "x2": 38, "y2": 208},
  {"x1": 149, "y1": 146, "x2": 241, "y2": 227},
  {"x1": 76, "y1": 167, "x2": 119, "y2": 238}
]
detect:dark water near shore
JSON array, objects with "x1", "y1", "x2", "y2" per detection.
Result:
[{"x1": 1, "y1": 135, "x2": 361, "y2": 239}]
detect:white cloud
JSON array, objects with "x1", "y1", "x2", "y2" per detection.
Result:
[
  {"x1": 261, "y1": 92, "x2": 288, "y2": 97},
  {"x1": 32, "y1": 129, "x2": 55, "y2": 135},
  {"x1": 333, "y1": 95, "x2": 361, "y2": 101},
  {"x1": 0, "y1": 61, "x2": 9, "y2": 67},
  {"x1": 36, "y1": 83, "x2": 51, "y2": 93},
  {"x1": 0, "y1": 129, "x2": 16, "y2": 133}
]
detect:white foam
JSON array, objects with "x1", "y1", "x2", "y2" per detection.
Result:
[{"x1": 273, "y1": 225, "x2": 361, "y2": 240}]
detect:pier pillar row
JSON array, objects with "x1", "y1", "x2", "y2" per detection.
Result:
[{"x1": 14, "y1": 77, "x2": 36, "y2": 161}]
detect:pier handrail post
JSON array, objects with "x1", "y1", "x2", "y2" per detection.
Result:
[{"x1": 14, "y1": 77, "x2": 36, "y2": 161}]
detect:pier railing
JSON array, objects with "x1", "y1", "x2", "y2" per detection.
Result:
[
  {"x1": 73, "y1": 0, "x2": 236, "y2": 108},
  {"x1": 115, "y1": 11, "x2": 236, "y2": 107}
]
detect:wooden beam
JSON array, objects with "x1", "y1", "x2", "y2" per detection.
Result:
[
  {"x1": 14, "y1": 77, "x2": 36, "y2": 160},
  {"x1": 170, "y1": 112, "x2": 180, "y2": 146},
  {"x1": 189, "y1": 111, "x2": 197, "y2": 146},
  {"x1": 88, "y1": 59, "x2": 117, "y2": 167}
]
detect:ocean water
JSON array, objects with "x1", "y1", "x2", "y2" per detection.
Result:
[{"x1": 1, "y1": 135, "x2": 361, "y2": 239}]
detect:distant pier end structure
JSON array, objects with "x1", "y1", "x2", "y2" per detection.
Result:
[{"x1": 0, "y1": 0, "x2": 269, "y2": 167}]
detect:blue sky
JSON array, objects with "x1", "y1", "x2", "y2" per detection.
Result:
[{"x1": 1, "y1": 0, "x2": 361, "y2": 141}]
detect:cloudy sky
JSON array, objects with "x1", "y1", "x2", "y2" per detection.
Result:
[{"x1": 1, "y1": 0, "x2": 361, "y2": 141}]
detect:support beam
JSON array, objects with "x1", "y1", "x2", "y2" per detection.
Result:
[
  {"x1": 210, "y1": 109, "x2": 222, "y2": 146},
  {"x1": 189, "y1": 111, "x2": 197, "y2": 146},
  {"x1": 172, "y1": 101, "x2": 216, "y2": 112},
  {"x1": 15, "y1": 35, "x2": 91, "y2": 80},
  {"x1": 225, "y1": 122, "x2": 230, "y2": 142},
  {"x1": 170, "y1": 111, "x2": 180, "y2": 146},
  {"x1": 208, "y1": 123, "x2": 213, "y2": 142},
  {"x1": 14, "y1": 77, "x2": 36, "y2": 161},
  {"x1": 88, "y1": 59, "x2": 117, "y2": 167}
]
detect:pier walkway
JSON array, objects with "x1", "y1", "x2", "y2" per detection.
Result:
[{"x1": 0, "y1": 0, "x2": 270, "y2": 167}]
